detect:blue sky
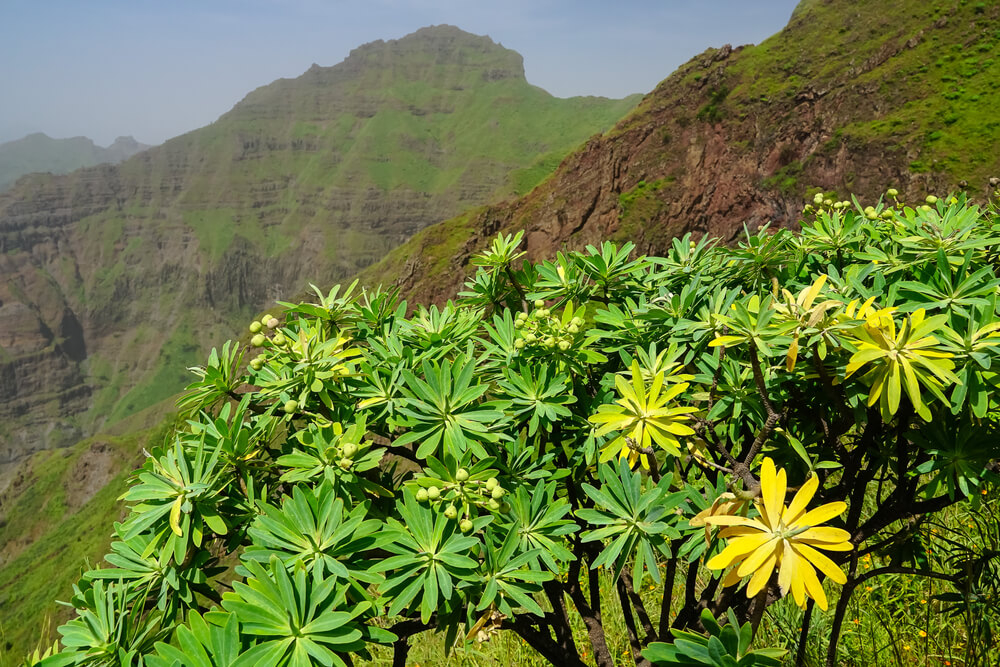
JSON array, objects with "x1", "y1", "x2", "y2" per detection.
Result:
[{"x1": 0, "y1": 1, "x2": 799, "y2": 146}]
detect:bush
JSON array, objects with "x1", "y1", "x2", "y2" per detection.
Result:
[{"x1": 30, "y1": 193, "x2": 1000, "y2": 667}]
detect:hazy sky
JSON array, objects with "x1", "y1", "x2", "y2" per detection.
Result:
[{"x1": 0, "y1": 1, "x2": 799, "y2": 147}]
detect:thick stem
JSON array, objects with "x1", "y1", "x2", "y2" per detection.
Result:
[
  {"x1": 795, "y1": 599, "x2": 814, "y2": 666},
  {"x1": 616, "y1": 577, "x2": 643, "y2": 660},
  {"x1": 566, "y1": 554, "x2": 614, "y2": 667},
  {"x1": 671, "y1": 561, "x2": 702, "y2": 631},
  {"x1": 658, "y1": 555, "x2": 678, "y2": 639},
  {"x1": 622, "y1": 572, "x2": 655, "y2": 640},
  {"x1": 542, "y1": 580, "x2": 579, "y2": 655},
  {"x1": 747, "y1": 586, "x2": 770, "y2": 634},
  {"x1": 504, "y1": 617, "x2": 589, "y2": 667}
]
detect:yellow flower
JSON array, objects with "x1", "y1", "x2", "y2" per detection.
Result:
[
  {"x1": 589, "y1": 360, "x2": 698, "y2": 467},
  {"x1": 919, "y1": 630, "x2": 927, "y2": 637},
  {"x1": 704, "y1": 457, "x2": 853, "y2": 610}
]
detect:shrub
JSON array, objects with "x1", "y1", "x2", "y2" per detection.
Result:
[{"x1": 31, "y1": 194, "x2": 1000, "y2": 667}]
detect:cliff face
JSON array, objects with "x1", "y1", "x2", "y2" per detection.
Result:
[
  {"x1": 0, "y1": 26, "x2": 638, "y2": 470},
  {"x1": 363, "y1": 0, "x2": 1000, "y2": 305}
]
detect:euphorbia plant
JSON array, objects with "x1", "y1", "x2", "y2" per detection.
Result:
[{"x1": 32, "y1": 193, "x2": 1000, "y2": 667}]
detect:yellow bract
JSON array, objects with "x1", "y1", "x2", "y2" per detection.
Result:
[
  {"x1": 588, "y1": 360, "x2": 697, "y2": 468},
  {"x1": 842, "y1": 306, "x2": 957, "y2": 420},
  {"x1": 704, "y1": 457, "x2": 852, "y2": 610}
]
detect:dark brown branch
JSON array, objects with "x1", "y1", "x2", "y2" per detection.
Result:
[
  {"x1": 658, "y1": 554, "x2": 679, "y2": 640},
  {"x1": 795, "y1": 599, "x2": 814, "y2": 666},
  {"x1": 622, "y1": 571, "x2": 656, "y2": 640},
  {"x1": 566, "y1": 551, "x2": 614, "y2": 667},
  {"x1": 616, "y1": 577, "x2": 643, "y2": 661},
  {"x1": 503, "y1": 616, "x2": 589, "y2": 667}
]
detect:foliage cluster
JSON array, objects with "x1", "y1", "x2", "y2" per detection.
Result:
[{"x1": 26, "y1": 193, "x2": 1000, "y2": 667}]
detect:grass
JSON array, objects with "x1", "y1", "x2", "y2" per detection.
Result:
[{"x1": 0, "y1": 421, "x2": 170, "y2": 664}]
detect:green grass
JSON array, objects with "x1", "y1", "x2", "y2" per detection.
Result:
[{"x1": 0, "y1": 421, "x2": 171, "y2": 664}]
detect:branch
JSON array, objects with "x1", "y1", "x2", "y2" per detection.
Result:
[
  {"x1": 658, "y1": 553, "x2": 679, "y2": 640},
  {"x1": 616, "y1": 577, "x2": 643, "y2": 662},
  {"x1": 503, "y1": 616, "x2": 589, "y2": 667},
  {"x1": 622, "y1": 572, "x2": 655, "y2": 640},
  {"x1": 852, "y1": 492, "x2": 963, "y2": 544}
]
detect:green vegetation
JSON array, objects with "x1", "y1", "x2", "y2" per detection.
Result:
[
  {"x1": 0, "y1": 134, "x2": 147, "y2": 192},
  {"x1": 0, "y1": 423, "x2": 171, "y2": 662},
  {"x1": 727, "y1": 0, "x2": 1000, "y2": 188},
  {"x1": 14, "y1": 194, "x2": 999, "y2": 666},
  {"x1": 0, "y1": 27, "x2": 641, "y2": 477}
]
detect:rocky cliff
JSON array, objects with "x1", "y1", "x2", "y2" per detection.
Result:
[
  {"x1": 0, "y1": 26, "x2": 639, "y2": 471},
  {"x1": 361, "y1": 0, "x2": 1000, "y2": 304}
]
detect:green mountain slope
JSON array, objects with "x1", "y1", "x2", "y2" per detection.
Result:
[
  {"x1": 0, "y1": 25, "x2": 638, "y2": 470},
  {"x1": 359, "y1": 0, "x2": 1000, "y2": 305},
  {"x1": 0, "y1": 133, "x2": 149, "y2": 192}
]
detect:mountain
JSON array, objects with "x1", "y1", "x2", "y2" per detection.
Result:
[
  {"x1": 0, "y1": 133, "x2": 149, "y2": 192},
  {"x1": 360, "y1": 0, "x2": 1000, "y2": 304},
  {"x1": 0, "y1": 25, "x2": 639, "y2": 472}
]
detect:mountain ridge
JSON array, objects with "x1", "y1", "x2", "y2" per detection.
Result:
[
  {"x1": 0, "y1": 26, "x2": 639, "y2": 471},
  {"x1": 358, "y1": 0, "x2": 1000, "y2": 305},
  {"x1": 0, "y1": 133, "x2": 150, "y2": 192}
]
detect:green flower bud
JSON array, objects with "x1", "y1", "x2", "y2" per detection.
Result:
[
  {"x1": 567, "y1": 324, "x2": 579, "y2": 334},
  {"x1": 571, "y1": 317, "x2": 584, "y2": 327},
  {"x1": 273, "y1": 333, "x2": 286, "y2": 346},
  {"x1": 283, "y1": 399, "x2": 298, "y2": 414},
  {"x1": 534, "y1": 299, "x2": 545, "y2": 309},
  {"x1": 491, "y1": 487, "x2": 505, "y2": 500},
  {"x1": 456, "y1": 468, "x2": 470, "y2": 482},
  {"x1": 249, "y1": 321, "x2": 262, "y2": 333},
  {"x1": 823, "y1": 199, "x2": 833, "y2": 207},
  {"x1": 524, "y1": 333, "x2": 537, "y2": 343},
  {"x1": 444, "y1": 504, "x2": 458, "y2": 520},
  {"x1": 342, "y1": 443, "x2": 358, "y2": 459},
  {"x1": 887, "y1": 188, "x2": 899, "y2": 197},
  {"x1": 427, "y1": 486, "x2": 441, "y2": 501},
  {"x1": 925, "y1": 195, "x2": 938, "y2": 204},
  {"x1": 251, "y1": 334, "x2": 266, "y2": 347},
  {"x1": 487, "y1": 498, "x2": 501, "y2": 511},
  {"x1": 543, "y1": 336, "x2": 555, "y2": 348},
  {"x1": 486, "y1": 477, "x2": 499, "y2": 490},
  {"x1": 813, "y1": 193, "x2": 824, "y2": 204},
  {"x1": 513, "y1": 338, "x2": 526, "y2": 350},
  {"x1": 249, "y1": 359, "x2": 263, "y2": 371},
  {"x1": 517, "y1": 311, "x2": 528, "y2": 321},
  {"x1": 920, "y1": 204, "x2": 932, "y2": 212},
  {"x1": 460, "y1": 519, "x2": 474, "y2": 533},
  {"x1": 338, "y1": 458, "x2": 352, "y2": 469},
  {"x1": 558, "y1": 340, "x2": 571, "y2": 351},
  {"x1": 266, "y1": 317, "x2": 280, "y2": 329},
  {"x1": 513, "y1": 320, "x2": 523, "y2": 329},
  {"x1": 416, "y1": 488, "x2": 429, "y2": 502}
]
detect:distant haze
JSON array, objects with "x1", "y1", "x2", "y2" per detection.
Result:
[{"x1": 0, "y1": 0, "x2": 798, "y2": 146}]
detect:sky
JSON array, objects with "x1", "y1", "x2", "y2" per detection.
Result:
[{"x1": 0, "y1": 1, "x2": 800, "y2": 147}]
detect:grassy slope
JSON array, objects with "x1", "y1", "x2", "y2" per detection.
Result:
[
  {"x1": 0, "y1": 418, "x2": 171, "y2": 661},
  {"x1": 724, "y1": 0, "x2": 1000, "y2": 185}
]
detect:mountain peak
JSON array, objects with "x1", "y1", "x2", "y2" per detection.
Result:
[{"x1": 337, "y1": 25, "x2": 525, "y2": 82}]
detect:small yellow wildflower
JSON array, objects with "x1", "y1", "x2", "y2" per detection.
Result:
[{"x1": 919, "y1": 630, "x2": 927, "y2": 637}]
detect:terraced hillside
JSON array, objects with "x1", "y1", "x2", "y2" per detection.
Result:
[{"x1": 0, "y1": 25, "x2": 638, "y2": 471}]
